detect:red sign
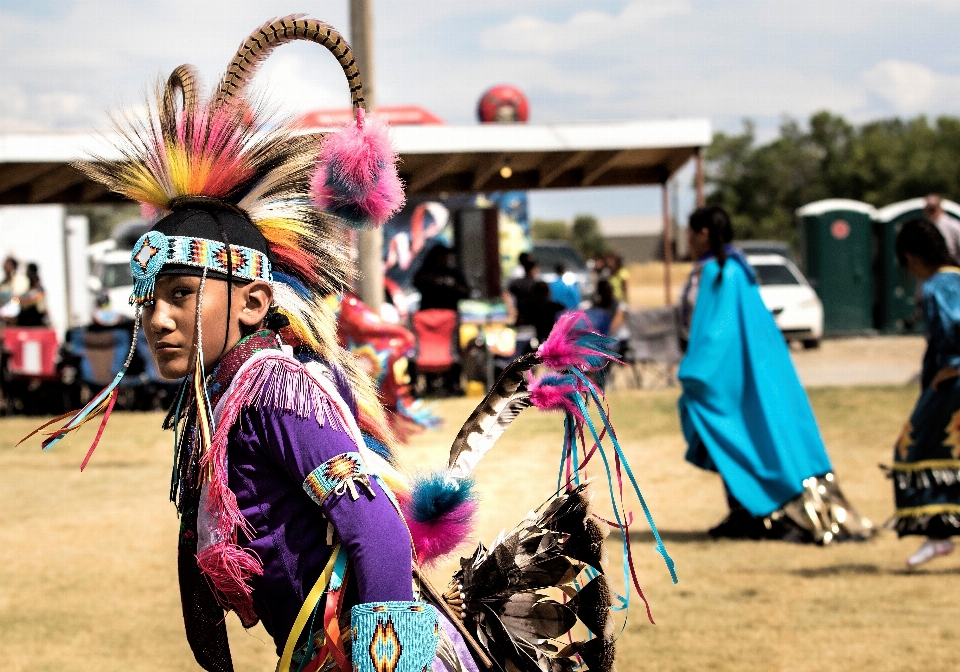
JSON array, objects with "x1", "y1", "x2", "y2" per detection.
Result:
[
  {"x1": 830, "y1": 219, "x2": 851, "y2": 240},
  {"x1": 296, "y1": 105, "x2": 444, "y2": 129}
]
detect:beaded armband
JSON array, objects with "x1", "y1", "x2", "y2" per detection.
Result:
[
  {"x1": 350, "y1": 602, "x2": 440, "y2": 672},
  {"x1": 303, "y1": 452, "x2": 376, "y2": 507}
]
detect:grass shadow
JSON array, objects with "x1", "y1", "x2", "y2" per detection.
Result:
[
  {"x1": 790, "y1": 563, "x2": 881, "y2": 578},
  {"x1": 623, "y1": 529, "x2": 712, "y2": 543},
  {"x1": 789, "y1": 563, "x2": 960, "y2": 577}
]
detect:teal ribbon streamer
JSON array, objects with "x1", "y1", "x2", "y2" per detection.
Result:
[{"x1": 571, "y1": 368, "x2": 677, "y2": 584}]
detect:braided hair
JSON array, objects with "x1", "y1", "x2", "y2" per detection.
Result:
[
  {"x1": 895, "y1": 217, "x2": 957, "y2": 269},
  {"x1": 689, "y1": 206, "x2": 734, "y2": 283}
]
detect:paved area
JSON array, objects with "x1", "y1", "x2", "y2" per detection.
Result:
[
  {"x1": 611, "y1": 335, "x2": 927, "y2": 390},
  {"x1": 791, "y1": 335, "x2": 925, "y2": 388}
]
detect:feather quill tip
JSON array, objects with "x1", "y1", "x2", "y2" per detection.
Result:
[
  {"x1": 537, "y1": 310, "x2": 621, "y2": 372},
  {"x1": 402, "y1": 471, "x2": 478, "y2": 565},
  {"x1": 310, "y1": 108, "x2": 406, "y2": 229}
]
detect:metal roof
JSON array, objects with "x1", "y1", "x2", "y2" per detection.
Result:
[
  {"x1": 795, "y1": 199, "x2": 878, "y2": 218},
  {"x1": 874, "y1": 197, "x2": 960, "y2": 223},
  {"x1": 0, "y1": 117, "x2": 711, "y2": 204}
]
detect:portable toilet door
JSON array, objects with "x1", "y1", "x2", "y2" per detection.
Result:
[
  {"x1": 874, "y1": 197, "x2": 960, "y2": 333},
  {"x1": 796, "y1": 199, "x2": 877, "y2": 333}
]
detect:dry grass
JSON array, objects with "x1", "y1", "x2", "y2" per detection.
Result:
[
  {"x1": 625, "y1": 262, "x2": 694, "y2": 308},
  {"x1": 2, "y1": 383, "x2": 959, "y2": 671}
]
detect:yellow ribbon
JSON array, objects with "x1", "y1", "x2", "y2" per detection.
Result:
[{"x1": 277, "y1": 543, "x2": 342, "y2": 672}]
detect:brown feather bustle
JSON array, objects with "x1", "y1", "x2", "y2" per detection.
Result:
[{"x1": 453, "y1": 485, "x2": 617, "y2": 672}]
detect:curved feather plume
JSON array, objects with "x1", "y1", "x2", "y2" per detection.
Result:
[
  {"x1": 447, "y1": 353, "x2": 537, "y2": 478},
  {"x1": 163, "y1": 64, "x2": 199, "y2": 119},
  {"x1": 214, "y1": 15, "x2": 364, "y2": 111}
]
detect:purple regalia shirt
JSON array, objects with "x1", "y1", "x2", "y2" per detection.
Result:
[{"x1": 210, "y1": 336, "x2": 413, "y2": 654}]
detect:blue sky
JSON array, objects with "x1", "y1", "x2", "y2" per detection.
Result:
[{"x1": 2, "y1": 1, "x2": 959, "y2": 222}]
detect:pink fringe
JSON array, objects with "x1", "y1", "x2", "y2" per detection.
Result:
[
  {"x1": 528, "y1": 374, "x2": 585, "y2": 421},
  {"x1": 196, "y1": 541, "x2": 262, "y2": 627},
  {"x1": 310, "y1": 107, "x2": 406, "y2": 227},
  {"x1": 197, "y1": 354, "x2": 349, "y2": 616},
  {"x1": 400, "y1": 497, "x2": 478, "y2": 566}
]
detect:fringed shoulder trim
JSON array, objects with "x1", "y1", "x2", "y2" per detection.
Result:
[{"x1": 213, "y1": 349, "x2": 355, "y2": 439}]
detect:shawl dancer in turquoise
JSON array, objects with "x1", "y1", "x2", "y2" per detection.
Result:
[
  {"x1": 890, "y1": 217, "x2": 960, "y2": 568},
  {"x1": 677, "y1": 206, "x2": 872, "y2": 543}
]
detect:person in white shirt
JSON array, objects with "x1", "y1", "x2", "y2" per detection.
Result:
[{"x1": 923, "y1": 195, "x2": 960, "y2": 263}]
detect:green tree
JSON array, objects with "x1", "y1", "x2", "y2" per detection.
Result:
[
  {"x1": 531, "y1": 218, "x2": 570, "y2": 241},
  {"x1": 704, "y1": 111, "x2": 960, "y2": 244},
  {"x1": 570, "y1": 214, "x2": 609, "y2": 259}
]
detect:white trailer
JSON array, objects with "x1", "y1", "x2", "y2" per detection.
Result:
[{"x1": 0, "y1": 204, "x2": 90, "y2": 337}]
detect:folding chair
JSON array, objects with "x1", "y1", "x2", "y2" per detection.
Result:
[
  {"x1": 624, "y1": 307, "x2": 682, "y2": 389},
  {"x1": 411, "y1": 308, "x2": 460, "y2": 396}
]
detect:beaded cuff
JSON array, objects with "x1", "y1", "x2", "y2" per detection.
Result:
[
  {"x1": 130, "y1": 230, "x2": 272, "y2": 305},
  {"x1": 303, "y1": 452, "x2": 376, "y2": 507},
  {"x1": 350, "y1": 602, "x2": 439, "y2": 672}
]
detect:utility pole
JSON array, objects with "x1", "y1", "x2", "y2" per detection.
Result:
[
  {"x1": 350, "y1": 0, "x2": 384, "y2": 310},
  {"x1": 662, "y1": 180, "x2": 673, "y2": 306}
]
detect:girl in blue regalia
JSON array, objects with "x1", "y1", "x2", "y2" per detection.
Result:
[
  {"x1": 892, "y1": 218, "x2": 960, "y2": 567},
  {"x1": 677, "y1": 206, "x2": 872, "y2": 542}
]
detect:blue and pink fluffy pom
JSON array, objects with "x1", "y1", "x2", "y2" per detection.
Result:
[{"x1": 310, "y1": 107, "x2": 405, "y2": 229}]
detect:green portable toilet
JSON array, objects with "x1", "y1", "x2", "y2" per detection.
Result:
[
  {"x1": 874, "y1": 197, "x2": 960, "y2": 333},
  {"x1": 796, "y1": 199, "x2": 876, "y2": 333}
]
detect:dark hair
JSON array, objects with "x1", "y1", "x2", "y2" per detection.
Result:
[
  {"x1": 594, "y1": 278, "x2": 615, "y2": 309},
  {"x1": 521, "y1": 255, "x2": 538, "y2": 276},
  {"x1": 895, "y1": 217, "x2": 956, "y2": 268},
  {"x1": 421, "y1": 244, "x2": 453, "y2": 272},
  {"x1": 532, "y1": 280, "x2": 551, "y2": 302},
  {"x1": 689, "y1": 206, "x2": 734, "y2": 282}
]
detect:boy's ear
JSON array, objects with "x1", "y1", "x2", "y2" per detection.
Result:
[{"x1": 238, "y1": 280, "x2": 273, "y2": 328}]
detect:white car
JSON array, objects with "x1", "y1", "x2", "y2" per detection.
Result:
[
  {"x1": 91, "y1": 248, "x2": 137, "y2": 320},
  {"x1": 746, "y1": 254, "x2": 823, "y2": 349}
]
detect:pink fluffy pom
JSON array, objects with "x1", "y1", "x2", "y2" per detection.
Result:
[
  {"x1": 528, "y1": 372, "x2": 585, "y2": 420},
  {"x1": 537, "y1": 310, "x2": 621, "y2": 371},
  {"x1": 403, "y1": 499, "x2": 479, "y2": 566},
  {"x1": 310, "y1": 107, "x2": 406, "y2": 228},
  {"x1": 398, "y1": 472, "x2": 478, "y2": 565}
]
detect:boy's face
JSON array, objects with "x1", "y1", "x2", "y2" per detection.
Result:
[{"x1": 143, "y1": 274, "x2": 272, "y2": 379}]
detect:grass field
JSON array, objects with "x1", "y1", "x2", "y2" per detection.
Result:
[{"x1": 2, "y1": 384, "x2": 959, "y2": 671}]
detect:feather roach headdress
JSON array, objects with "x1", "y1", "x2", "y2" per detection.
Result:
[{"x1": 22, "y1": 16, "x2": 404, "y2": 460}]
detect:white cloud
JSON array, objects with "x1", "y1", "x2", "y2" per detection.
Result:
[
  {"x1": 481, "y1": 1, "x2": 691, "y2": 55},
  {"x1": 3, "y1": 0, "x2": 960, "y2": 134},
  {"x1": 860, "y1": 60, "x2": 960, "y2": 114},
  {"x1": 635, "y1": 63, "x2": 869, "y2": 119}
]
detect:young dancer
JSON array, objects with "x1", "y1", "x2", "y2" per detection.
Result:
[
  {"x1": 25, "y1": 16, "x2": 673, "y2": 672},
  {"x1": 678, "y1": 206, "x2": 872, "y2": 542},
  {"x1": 891, "y1": 217, "x2": 960, "y2": 567}
]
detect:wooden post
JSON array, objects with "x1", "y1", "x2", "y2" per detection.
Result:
[
  {"x1": 662, "y1": 181, "x2": 673, "y2": 306},
  {"x1": 695, "y1": 146, "x2": 705, "y2": 208},
  {"x1": 351, "y1": 0, "x2": 384, "y2": 310}
]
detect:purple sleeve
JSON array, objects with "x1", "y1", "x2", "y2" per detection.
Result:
[{"x1": 247, "y1": 407, "x2": 414, "y2": 603}]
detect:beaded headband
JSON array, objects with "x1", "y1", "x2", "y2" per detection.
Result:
[{"x1": 130, "y1": 230, "x2": 273, "y2": 306}]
